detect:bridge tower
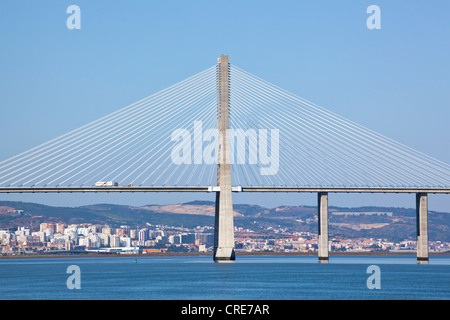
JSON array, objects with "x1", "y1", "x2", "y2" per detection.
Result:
[
  {"x1": 318, "y1": 192, "x2": 329, "y2": 262},
  {"x1": 416, "y1": 193, "x2": 429, "y2": 263},
  {"x1": 213, "y1": 54, "x2": 236, "y2": 261}
]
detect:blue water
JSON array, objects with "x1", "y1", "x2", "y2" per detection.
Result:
[{"x1": 0, "y1": 255, "x2": 449, "y2": 300}]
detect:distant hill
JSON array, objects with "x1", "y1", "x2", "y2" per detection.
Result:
[{"x1": 0, "y1": 200, "x2": 449, "y2": 242}]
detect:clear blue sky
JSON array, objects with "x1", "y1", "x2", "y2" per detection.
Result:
[{"x1": 0, "y1": 0, "x2": 449, "y2": 211}]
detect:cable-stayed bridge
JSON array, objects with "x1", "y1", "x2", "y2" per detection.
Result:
[{"x1": 1, "y1": 55, "x2": 449, "y2": 262}]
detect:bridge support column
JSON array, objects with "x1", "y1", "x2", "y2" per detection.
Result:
[
  {"x1": 213, "y1": 54, "x2": 235, "y2": 262},
  {"x1": 214, "y1": 187, "x2": 235, "y2": 261},
  {"x1": 416, "y1": 193, "x2": 429, "y2": 264},
  {"x1": 318, "y1": 192, "x2": 329, "y2": 263}
]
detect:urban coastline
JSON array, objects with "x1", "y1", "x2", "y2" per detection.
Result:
[{"x1": 2, "y1": 220, "x2": 449, "y2": 259}]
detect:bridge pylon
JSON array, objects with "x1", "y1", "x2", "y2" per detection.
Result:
[
  {"x1": 416, "y1": 193, "x2": 429, "y2": 264},
  {"x1": 213, "y1": 55, "x2": 236, "y2": 261},
  {"x1": 318, "y1": 192, "x2": 329, "y2": 262}
]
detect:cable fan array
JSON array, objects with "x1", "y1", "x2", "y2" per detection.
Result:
[
  {"x1": 0, "y1": 66, "x2": 218, "y2": 187},
  {"x1": 0, "y1": 63, "x2": 450, "y2": 188},
  {"x1": 228, "y1": 65, "x2": 450, "y2": 188}
]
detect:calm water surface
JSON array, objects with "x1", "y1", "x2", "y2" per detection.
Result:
[{"x1": 1, "y1": 255, "x2": 449, "y2": 300}]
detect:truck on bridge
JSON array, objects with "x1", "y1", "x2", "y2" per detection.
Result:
[{"x1": 94, "y1": 181, "x2": 115, "y2": 187}]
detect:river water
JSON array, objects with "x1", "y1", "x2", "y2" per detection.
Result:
[{"x1": 0, "y1": 254, "x2": 449, "y2": 300}]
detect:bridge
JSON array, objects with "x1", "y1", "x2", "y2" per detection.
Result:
[{"x1": 1, "y1": 55, "x2": 450, "y2": 263}]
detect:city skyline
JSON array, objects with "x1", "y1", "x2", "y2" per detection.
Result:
[{"x1": 4, "y1": 219, "x2": 449, "y2": 257}]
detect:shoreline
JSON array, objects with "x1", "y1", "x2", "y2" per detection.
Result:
[{"x1": 1, "y1": 250, "x2": 449, "y2": 259}]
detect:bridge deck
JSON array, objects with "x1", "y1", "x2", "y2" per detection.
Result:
[{"x1": 0, "y1": 186, "x2": 449, "y2": 193}]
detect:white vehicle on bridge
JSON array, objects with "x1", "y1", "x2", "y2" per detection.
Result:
[{"x1": 94, "y1": 181, "x2": 113, "y2": 187}]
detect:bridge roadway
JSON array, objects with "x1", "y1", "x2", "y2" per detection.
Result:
[{"x1": 0, "y1": 186, "x2": 450, "y2": 193}]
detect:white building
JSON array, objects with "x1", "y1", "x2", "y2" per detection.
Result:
[
  {"x1": 99, "y1": 233, "x2": 110, "y2": 247},
  {"x1": 110, "y1": 235, "x2": 120, "y2": 247},
  {"x1": 32, "y1": 231, "x2": 46, "y2": 243},
  {"x1": 120, "y1": 236, "x2": 131, "y2": 247},
  {"x1": 79, "y1": 237, "x2": 91, "y2": 247},
  {"x1": 77, "y1": 227, "x2": 91, "y2": 237},
  {"x1": 88, "y1": 234, "x2": 101, "y2": 247}
]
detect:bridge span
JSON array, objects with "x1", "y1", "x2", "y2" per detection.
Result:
[
  {"x1": 1, "y1": 186, "x2": 450, "y2": 194},
  {"x1": 1, "y1": 55, "x2": 450, "y2": 263}
]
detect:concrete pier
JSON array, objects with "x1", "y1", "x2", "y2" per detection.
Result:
[
  {"x1": 318, "y1": 192, "x2": 329, "y2": 262},
  {"x1": 213, "y1": 55, "x2": 235, "y2": 261},
  {"x1": 416, "y1": 193, "x2": 429, "y2": 264}
]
